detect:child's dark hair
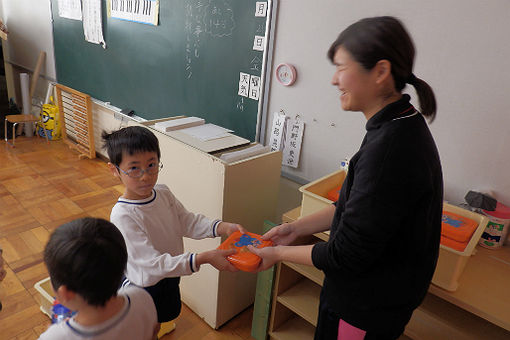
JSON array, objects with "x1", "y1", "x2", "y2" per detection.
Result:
[
  {"x1": 328, "y1": 16, "x2": 437, "y2": 122},
  {"x1": 44, "y1": 217, "x2": 127, "y2": 307},
  {"x1": 101, "y1": 126, "x2": 161, "y2": 166}
]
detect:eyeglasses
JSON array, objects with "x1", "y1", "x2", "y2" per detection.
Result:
[{"x1": 115, "y1": 162, "x2": 163, "y2": 178}]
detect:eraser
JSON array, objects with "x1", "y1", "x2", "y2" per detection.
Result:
[{"x1": 120, "y1": 108, "x2": 134, "y2": 116}]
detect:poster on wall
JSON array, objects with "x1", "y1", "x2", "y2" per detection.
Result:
[
  {"x1": 83, "y1": 0, "x2": 106, "y2": 48},
  {"x1": 57, "y1": 0, "x2": 83, "y2": 21},
  {"x1": 108, "y1": 0, "x2": 160, "y2": 26}
]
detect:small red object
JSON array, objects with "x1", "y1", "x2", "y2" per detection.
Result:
[
  {"x1": 217, "y1": 231, "x2": 272, "y2": 272},
  {"x1": 326, "y1": 185, "x2": 342, "y2": 201}
]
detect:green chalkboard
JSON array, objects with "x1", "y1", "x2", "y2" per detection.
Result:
[{"x1": 51, "y1": 0, "x2": 271, "y2": 141}]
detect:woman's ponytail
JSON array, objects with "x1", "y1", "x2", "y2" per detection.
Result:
[{"x1": 409, "y1": 75, "x2": 437, "y2": 123}]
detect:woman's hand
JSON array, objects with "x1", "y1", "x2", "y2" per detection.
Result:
[
  {"x1": 262, "y1": 223, "x2": 299, "y2": 246},
  {"x1": 247, "y1": 245, "x2": 282, "y2": 272},
  {"x1": 249, "y1": 244, "x2": 314, "y2": 271}
]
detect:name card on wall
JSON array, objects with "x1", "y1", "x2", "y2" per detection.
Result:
[
  {"x1": 282, "y1": 118, "x2": 304, "y2": 168},
  {"x1": 269, "y1": 112, "x2": 287, "y2": 152}
]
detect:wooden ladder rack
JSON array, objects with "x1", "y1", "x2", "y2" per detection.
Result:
[{"x1": 55, "y1": 84, "x2": 95, "y2": 159}]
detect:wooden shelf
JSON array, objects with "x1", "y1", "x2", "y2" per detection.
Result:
[
  {"x1": 282, "y1": 206, "x2": 301, "y2": 223},
  {"x1": 276, "y1": 279, "x2": 321, "y2": 326},
  {"x1": 283, "y1": 261, "x2": 324, "y2": 286},
  {"x1": 270, "y1": 206, "x2": 510, "y2": 339},
  {"x1": 269, "y1": 314, "x2": 315, "y2": 340},
  {"x1": 427, "y1": 245, "x2": 510, "y2": 332},
  {"x1": 269, "y1": 207, "x2": 325, "y2": 338},
  {"x1": 313, "y1": 231, "x2": 329, "y2": 242},
  {"x1": 405, "y1": 294, "x2": 510, "y2": 340}
]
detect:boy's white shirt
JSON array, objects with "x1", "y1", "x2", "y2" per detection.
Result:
[
  {"x1": 38, "y1": 285, "x2": 157, "y2": 340},
  {"x1": 110, "y1": 184, "x2": 218, "y2": 287}
]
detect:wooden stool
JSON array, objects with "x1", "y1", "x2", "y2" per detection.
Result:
[{"x1": 4, "y1": 114, "x2": 49, "y2": 147}]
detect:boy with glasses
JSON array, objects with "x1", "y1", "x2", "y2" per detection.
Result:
[{"x1": 102, "y1": 126, "x2": 243, "y2": 334}]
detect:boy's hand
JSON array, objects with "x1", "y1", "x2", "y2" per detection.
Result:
[
  {"x1": 217, "y1": 222, "x2": 246, "y2": 237},
  {"x1": 261, "y1": 223, "x2": 298, "y2": 246},
  {"x1": 196, "y1": 249, "x2": 239, "y2": 272}
]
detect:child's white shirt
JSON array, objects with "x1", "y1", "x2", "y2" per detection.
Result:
[
  {"x1": 110, "y1": 184, "x2": 219, "y2": 287},
  {"x1": 38, "y1": 286, "x2": 157, "y2": 340}
]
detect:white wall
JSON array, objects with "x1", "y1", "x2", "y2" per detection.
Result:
[
  {"x1": 266, "y1": 0, "x2": 510, "y2": 205},
  {"x1": 1, "y1": 0, "x2": 56, "y2": 78}
]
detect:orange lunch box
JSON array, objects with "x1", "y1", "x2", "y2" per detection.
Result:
[
  {"x1": 440, "y1": 235, "x2": 468, "y2": 252},
  {"x1": 441, "y1": 210, "x2": 478, "y2": 243},
  {"x1": 217, "y1": 231, "x2": 273, "y2": 272}
]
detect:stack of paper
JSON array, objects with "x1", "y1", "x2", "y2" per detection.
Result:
[
  {"x1": 179, "y1": 124, "x2": 233, "y2": 141},
  {"x1": 220, "y1": 144, "x2": 270, "y2": 163},
  {"x1": 154, "y1": 117, "x2": 205, "y2": 132}
]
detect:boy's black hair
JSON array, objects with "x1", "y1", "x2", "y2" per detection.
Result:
[
  {"x1": 101, "y1": 126, "x2": 161, "y2": 166},
  {"x1": 44, "y1": 217, "x2": 127, "y2": 307}
]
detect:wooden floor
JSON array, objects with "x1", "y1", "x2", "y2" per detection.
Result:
[{"x1": 0, "y1": 137, "x2": 255, "y2": 340}]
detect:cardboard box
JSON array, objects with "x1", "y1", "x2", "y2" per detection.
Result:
[
  {"x1": 34, "y1": 277, "x2": 55, "y2": 318},
  {"x1": 298, "y1": 170, "x2": 347, "y2": 217},
  {"x1": 432, "y1": 203, "x2": 489, "y2": 291}
]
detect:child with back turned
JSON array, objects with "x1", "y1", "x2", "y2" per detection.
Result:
[
  {"x1": 39, "y1": 217, "x2": 158, "y2": 340},
  {"x1": 102, "y1": 126, "x2": 243, "y2": 328}
]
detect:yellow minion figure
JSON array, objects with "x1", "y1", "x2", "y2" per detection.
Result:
[{"x1": 37, "y1": 99, "x2": 61, "y2": 140}]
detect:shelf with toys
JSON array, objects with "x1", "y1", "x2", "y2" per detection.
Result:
[{"x1": 272, "y1": 205, "x2": 510, "y2": 340}]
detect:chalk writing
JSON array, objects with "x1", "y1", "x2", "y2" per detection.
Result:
[
  {"x1": 184, "y1": 0, "x2": 206, "y2": 79},
  {"x1": 236, "y1": 96, "x2": 245, "y2": 112},
  {"x1": 203, "y1": 0, "x2": 235, "y2": 37},
  {"x1": 250, "y1": 55, "x2": 262, "y2": 72}
]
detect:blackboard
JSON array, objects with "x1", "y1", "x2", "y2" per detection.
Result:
[{"x1": 51, "y1": 0, "x2": 271, "y2": 141}]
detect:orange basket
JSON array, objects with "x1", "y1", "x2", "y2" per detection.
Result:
[{"x1": 217, "y1": 231, "x2": 272, "y2": 272}]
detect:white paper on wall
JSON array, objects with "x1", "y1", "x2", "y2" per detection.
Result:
[
  {"x1": 282, "y1": 118, "x2": 304, "y2": 168},
  {"x1": 109, "y1": 0, "x2": 159, "y2": 26},
  {"x1": 269, "y1": 112, "x2": 287, "y2": 152},
  {"x1": 253, "y1": 35, "x2": 265, "y2": 51},
  {"x1": 238, "y1": 72, "x2": 250, "y2": 97},
  {"x1": 249, "y1": 75, "x2": 261, "y2": 100},
  {"x1": 83, "y1": 0, "x2": 106, "y2": 48},
  {"x1": 255, "y1": 2, "x2": 268, "y2": 17},
  {"x1": 58, "y1": 0, "x2": 83, "y2": 21}
]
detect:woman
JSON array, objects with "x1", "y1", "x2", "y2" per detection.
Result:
[{"x1": 250, "y1": 16, "x2": 443, "y2": 339}]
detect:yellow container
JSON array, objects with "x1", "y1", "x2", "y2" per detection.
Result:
[
  {"x1": 34, "y1": 277, "x2": 55, "y2": 318},
  {"x1": 298, "y1": 170, "x2": 347, "y2": 217},
  {"x1": 432, "y1": 203, "x2": 489, "y2": 291}
]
